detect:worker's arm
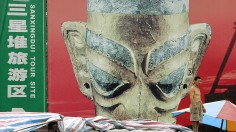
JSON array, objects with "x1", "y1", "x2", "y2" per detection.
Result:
[{"x1": 203, "y1": 105, "x2": 206, "y2": 113}]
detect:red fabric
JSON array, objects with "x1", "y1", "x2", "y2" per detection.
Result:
[{"x1": 217, "y1": 101, "x2": 236, "y2": 122}]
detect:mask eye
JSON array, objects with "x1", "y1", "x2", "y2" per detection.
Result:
[
  {"x1": 88, "y1": 63, "x2": 130, "y2": 97},
  {"x1": 150, "y1": 65, "x2": 185, "y2": 99},
  {"x1": 88, "y1": 62, "x2": 121, "y2": 92},
  {"x1": 95, "y1": 81, "x2": 120, "y2": 92},
  {"x1": 156, "y1": 83, "x2": 173, "y2": 94}
]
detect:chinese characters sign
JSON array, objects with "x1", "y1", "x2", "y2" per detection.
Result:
[{"x1": 0, "y1": 0, "x2": 46, "y2": 112}]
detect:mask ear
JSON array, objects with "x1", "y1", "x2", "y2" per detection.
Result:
[
  {"x1": 61, "y1": 22, "x2": 93, "y2": 100},
  {"x1": 181, "y1": 23, "x2": 211, "y2": 97}
]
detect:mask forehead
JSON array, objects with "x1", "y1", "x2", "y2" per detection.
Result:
[{"x1": 87, "y1": 13, "x2": 189, "y2": 53}]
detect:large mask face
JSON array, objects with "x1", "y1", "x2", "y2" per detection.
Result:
[{"x1": 62, "y1": 0, "x2": 211, "y2": 123}]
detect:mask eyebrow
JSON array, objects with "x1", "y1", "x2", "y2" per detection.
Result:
[
  {"x1": 86, "y1": 29, "x2": 133, "y2": 69},
  {"x1": 148, "y1": 35, "x2": 189, "y2": 71},
  {"x1": 87, "y1": 48, "x2": 135, "y2": 83}
]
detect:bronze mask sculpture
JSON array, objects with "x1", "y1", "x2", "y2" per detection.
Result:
[{"x1": 62, "y1": 0, "x2": 211, "y2": 123}]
